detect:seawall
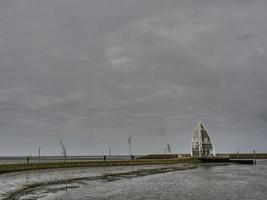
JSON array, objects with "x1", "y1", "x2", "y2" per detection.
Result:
[{"x1": 0, "y1": 158, "x2": 198, "y2": 174}]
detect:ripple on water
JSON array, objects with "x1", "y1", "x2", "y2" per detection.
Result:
[{"x1": 13, "y1": 162, "x2": 267, "y2": 200}]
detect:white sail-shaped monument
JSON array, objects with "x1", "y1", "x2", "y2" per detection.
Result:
[{"x1": 191, "y1": 121, "x2": 216, "y2": 157}]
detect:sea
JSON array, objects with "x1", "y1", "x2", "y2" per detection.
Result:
[{"x1": 0, "y1": 160, "x2": 266, "y2": 200}]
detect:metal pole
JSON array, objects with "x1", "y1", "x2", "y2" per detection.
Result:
[
  {"x1": 26, "y1": 155, "x2": 30, "y2": 165},
  {"x1": 253, "y1": 149, "x2": 256, "y2": 165},
  {"x1": 128, "y1": 137, "x2": 132, "y2": 159},
  {"x1": 199, "y1": 123, "x2": 201, "y2": 157},
  {"x1": 59, "y1": 140, "x2": 67, "y2": 168},
  {"x1": 38, "y1": 147, "x2": 41, "y2": 163}
]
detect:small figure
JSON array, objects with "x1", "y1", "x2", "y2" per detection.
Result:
[{"x1": 26, "y1": 155, "x2": 30, "y2": 165}]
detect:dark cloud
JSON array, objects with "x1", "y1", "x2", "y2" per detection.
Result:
[{"x1": 0, "y1": 0, "x2": 266, "y2": 155}]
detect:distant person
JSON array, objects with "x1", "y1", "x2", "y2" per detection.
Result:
[
  {"x1": 104, "y1": 155, "x2": 106, "y2": 161},
  {"x1": 26, "y1": 155, "x2": 30, "y2": 165}
]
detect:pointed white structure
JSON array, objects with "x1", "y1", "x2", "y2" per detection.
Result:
[{"x1": 191, "y1": 121, "x2": 216, "y2": 157}]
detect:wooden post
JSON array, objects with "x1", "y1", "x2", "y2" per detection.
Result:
[
  {"x1": 26, "y1": 155, "x2": 30, "y2": 165},
  {"x1": 253, "y1": 150, "x2": 256, "y2": 165},
  {"x1": 38, "y1": 147, "x2": 41, "y2": 163}
]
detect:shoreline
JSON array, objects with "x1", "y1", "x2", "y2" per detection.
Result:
[
  {"x1": 0, "y1": 158, "x2": 199, "y2": 175},
  {"x1": 0, "y1": 156, "x2": 255, "y2": 175}
]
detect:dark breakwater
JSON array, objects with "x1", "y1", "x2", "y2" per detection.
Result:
[
  {"x1": 0, "y1": 158, "x2": 198, "y2": 174},
  {"x1": 137, "y1": 153, "x2": 267, "y2": 160},
  {"x1": 198, "y1": 157, "x2": 254, "y2": 165},
  {"x1": 0, "y1": 156, "x2": 255, "y2": 175}
]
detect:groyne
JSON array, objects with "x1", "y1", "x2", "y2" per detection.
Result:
[
  {"x1": 0, "y1": 155, "x2": 256, "y2": 175},
  {"x1": 137, "y1": 153, "x2": 267, "y2": 160},
  {"x1": 0, "y1": 158, "x2": 198, "y2": 174}
]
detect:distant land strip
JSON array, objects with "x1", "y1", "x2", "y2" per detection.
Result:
[
  {"x1": 1, "y1": 153, "x2": 265, "y2": 174},
  {"x1": 137, "y1": 153, "x2": 267, "y2": 159}
]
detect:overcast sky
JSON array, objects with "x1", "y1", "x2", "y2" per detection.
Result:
[{"x1": 0, "y1": 0, "x2": 267, "y2": 156}]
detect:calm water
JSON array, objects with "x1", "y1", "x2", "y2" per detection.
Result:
[{"x1": 9, "y1": 161, "x2": 267, "y2": 200}]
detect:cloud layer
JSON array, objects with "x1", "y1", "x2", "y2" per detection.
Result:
[{"x1": 0, "y1": 0, "x2": 267, "y2": 155}]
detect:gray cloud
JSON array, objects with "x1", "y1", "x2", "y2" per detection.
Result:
[{"x1": 0, "y1": 0, "x2": 266, "y2": 155}]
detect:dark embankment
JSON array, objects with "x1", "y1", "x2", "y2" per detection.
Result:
[
  {"x1": 197, "y1": 157, "x2": 230, "y2": 163},
  {"x1": 0, "y1": 158, "x2": 198, "y2": 174},
  {"x1": 1, "y1": 154, "x2": 258, "y2": 174},
  {"x1": 138, "y1": 153, "x2": 267, "y2": 160},
  {"x1": 198, "y1": 157, "x2": 254, "y2": 165},
  {"x1": 139, "y1": 155, "x2": 255, "y2": 165},
  {"x1": 137, "y1": 154, "x2": 191, "y2": 159},
  {"x1": 228, "y1": 153, "x2": 267, "y2": 159}
]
